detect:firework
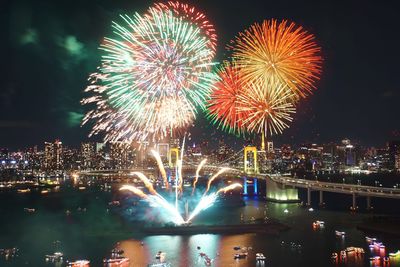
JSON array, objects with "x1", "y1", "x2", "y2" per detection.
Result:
[
  {"x1": 82, "y1": 8, "x2": 217, "y2": 143},
  {"x1": 151, "y1": 150, "x2": 169, "y2": 189},
  {"x1": 151, "y1": 1, "x2": 217, "y2": 54},
  {"x1": 232, "y1": 19, "x2": 322, "y2": 98},
  {"x1": 207, "y1": 62, "x2": 248, "y2": 135},
  {"x1": 131, "y1": 172, "x2": 157, "y2": 195},
  {"x1": 119, "y1": 185, "x2": 148, "y2": 199},
  {"x1": 120, "y1": 141, "x2": 242, "y2": 225},
  {"x1": 192, "y1": 158, "x2": 207, "y2": 195},
  {"x1": 204, "y1": 168, "x2": 230, "y2": 196},
  {"x1": 237, "y1": 80, "x2": 296, "y2": 136}
]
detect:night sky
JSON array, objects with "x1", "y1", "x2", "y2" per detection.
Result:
[{"x1": 1, "y1": 0, "x2": 399, "y2": 150}]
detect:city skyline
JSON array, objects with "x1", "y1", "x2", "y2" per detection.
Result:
[{"x1": 1, "y1": 0, "x2": 399, "y2": 149}]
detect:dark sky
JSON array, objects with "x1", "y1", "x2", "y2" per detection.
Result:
[{"x1": 1, "y1": 0, "x2": 399, "y2": 150}]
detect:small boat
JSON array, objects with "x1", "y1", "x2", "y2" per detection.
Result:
[
  {"x1": 365, "y1": 237, "x2": 377, "y2": 243},
  {"x1": 0, "y1": 247, "x2": 19, "y2": 258},
  {"x1": 335, "y1": 230, "x2": 345, "y2": 237},
  {"x1": 345, "y1": 247, "x2": 355, "y2": 253},
  {"x1": 340, "y1": 250, "x2": 346, "y2": 259},
  {"x1": 147, "y1": 263, "x2": 171, "y2": 267},
  {"x1": 331, "y1": 253, "x2": 338, "y2": 259},
  {"x1": 45, "y1": 252, "x2": 63, "y2": 262},
  {"x1": 24, "y1": 208, "x2": 36, "y2": 213},
  {"x1": 199, "y1": 252, "x2": 206, "y2": 257},
  {"x1": 233, "y1": 246, "x2": 241, "y2": 250},
  {"x1": 67, "y1": 259, "x2": 90, "y2": 266},
  {"x1": 103, "y1": 257, "x2": 129, "y2": 266},
  {"x1": 17, "y1": 188, "x2": 31, "y2": 193},
  {"x1": 354, "y1": 247, "x2": 365, "y2": 254},
  {"x1": 383, "y1": 257, "x2": 390, "y2": 263},
  {"x1": 256, "y1": 253, "x2": 266, "y2": 261},
  {"x1": 313, "y1": 221, "x2": 325, "y2": 228},
  {"x1": 369, "y1": 256, "x2": 380, "y2": 262},
  {"x1": 234, "y1": 252, "x2": 248, "y2": 259},
  {"x1": 389, "y1": 250, "x2": 400, "y2": 257},
  {"x1": 41, "y1": 190, "x2": 49, "y2": 194},
  {"x1": 155, "y1": 251, "x2": 166, "y2": 260}
]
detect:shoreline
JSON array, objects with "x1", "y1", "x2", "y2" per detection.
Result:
[{"x1": 141, "y1": 220, "x2": 290, "y2": 235}]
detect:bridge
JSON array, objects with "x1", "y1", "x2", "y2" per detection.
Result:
[{"x1": 78, "y1": 146, "x2": 400, "y2": 211}]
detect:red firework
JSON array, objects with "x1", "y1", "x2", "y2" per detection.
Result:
[{"x1": 207, "y1": 62, "x2": 248, "y2": 135}]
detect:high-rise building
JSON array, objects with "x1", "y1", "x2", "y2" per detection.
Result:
[
  {"x1": 44, "y1": 140, "x2": 63, "y2": 170},
  {"x1": 81, "y1": 142, "x2": 95, "y2": 168}
]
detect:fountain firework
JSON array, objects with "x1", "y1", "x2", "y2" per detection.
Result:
[{"x1": 120, "y1": 148, "x2": 242, "y2": 225}]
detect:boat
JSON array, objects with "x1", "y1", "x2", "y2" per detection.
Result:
[
  {"x1": 331, "y1": 253, "x2": 338, "y2": 259},
  {"x1": 383, "y1": 257, "x2": 390, "y2": 263},
  {"x1": 234, "y1": 252, "x2": 248, "y2": 259},
  {"x1": 365, "y1": 236, "x2": 377, "y2": 243},
  {"x1": 155, "y1": 251, "x2": 166, "y2": 260},
  {"x1": 354, "y1": 247, "x2": 365, "y2": 254},
  {"x1": 0, "y1": 247, "x2": 19, "y2": 258},
  {"x1": 335, "y1": 230, "x2": 345, "y2": 237},
  {"x1": 345, "y1": 247, "x2": 355, "y2": 253},
  {"x1": 111, "y1": 248, "x2": 124, "y2": 258},
  {"x1": 17, "y1": 188, "x2": 31, "y2": 193},
  {"x1": 256, "y1": 253, "x2": 266, "y2": 261},
  {"x1": 147, "y1": 263, "x2": 171, "y2": 267},
  {"x1": 340, "y1": 250, "x2": 346, "y2": 259},
  {"x1": 313, "y1": 221, "x2": 325, "y2": 228},
  {"x1": 369, "y1": 256, "x2": 380, "y2": 262},
  {"x1": 389, "y1": 250, "x2": 400, "y2": 257},
  {"x1": 24, "y1": 208, "x2": 36, "y2": 213},
  {"x1": 45, "y1": 252, "x2": 63, "y2": 262},
  {"x1": 233, "y1": 246, "x2": 241, "y2": 250},
  {"x1": 41, "y1": 190, "x2": 49, "y2": 194},
  {"x1": 103, "y1": 257, "x2": 129, "y2": 266},
  {"x1": 67, "y1": 260, "x2": 90, "y2": 266}
]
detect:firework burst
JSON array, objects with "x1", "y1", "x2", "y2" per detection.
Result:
[
  {"x1": 151, "y1": 1, "x2": 217, "y2": 54},
  {"x1": 232, "y1": 19, "x2": 322, "y2": 99},
  {"x1": 207, "y1": 62, "x2": 249, "y2": 135},
  {"x1": 82, "y1": 8, "x2": 217, "y2": 143},
  {"x1": 237, "y1": 80, "x2": 296, "y2": 136}
]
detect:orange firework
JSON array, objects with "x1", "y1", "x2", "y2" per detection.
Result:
[
  {"x1": 237, "y1": 80, "x2": 296, "y2": 136},
  {"x1": 232, "y1": 19, "x2": 322, "y2": 99},
  {"x1": 207, "y1": 62, "x2": 249, "y2": 135}
]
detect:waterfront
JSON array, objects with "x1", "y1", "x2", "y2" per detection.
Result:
[{"x1": 1, "y1": 177, "x2": 400, "y2": 267}]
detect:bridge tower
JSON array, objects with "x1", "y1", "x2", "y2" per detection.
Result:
[
  {"x1": 243, "y1": 146, "x2": 259, "y2": 196},
  {"x1": 156, "y1": 143, "x2": 169, "y2": 161},
  {"x1": 168, "y1": 148, "x2": 180, "y2": 168},
  {"x1": 244, "y1": 146, "x2": 258, "y2": 174}
]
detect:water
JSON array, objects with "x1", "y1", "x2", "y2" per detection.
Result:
[{"x1": 1, "y1": 180, "x2": 400, "y2": 267}]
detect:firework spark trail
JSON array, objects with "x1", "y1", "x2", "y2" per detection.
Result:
[
  {"x1": 151, "y1": 150, "x2": 169, "y2": 189},
  {"x1": 186, "y1": 183, "x2": 242, "y2": 223},
  {"x1": 131, "y1": 172, "x2": 157, "y2": 195},
  {"x1": 120, "y1": 185, "x2": 185, "y2": 224},
  {"x1": 192, "y1": 158, "x2": 207, "y2": 195},
  {"x1": 216, "y1": 183, "x2": 243, "y2": 194},
  {"x1": 178, "y1": 136, "x2": 186, "y2": 193},
  {"x1": 148, "y1": 195, "x2": 185, "y2": 225},
  {"x1": 203, "y1": 168, "x2": 230, "y2": 196},
  {"x1": 119, "y1": 185, "x2": 148, "y2": 199}
]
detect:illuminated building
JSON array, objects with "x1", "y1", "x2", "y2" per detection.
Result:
[
  {"x1": 44, "y1": 140, "x2": 63, "y2": 170},
  {"x1": 81, "y1": 142, "x2": 95, "y2": 168}
]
